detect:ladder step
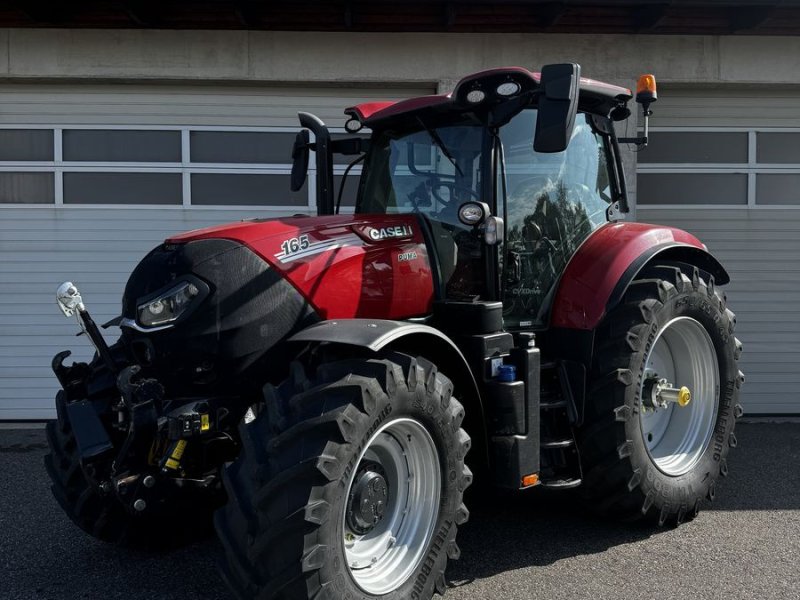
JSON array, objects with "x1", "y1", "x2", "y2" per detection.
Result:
[
  {"x1": 541, "y1": 438, "x2": 574, "y2": 449},
  {"x1": 540, "y1": 400, "x2": 567, "y2": 410},
  {"x1": 539, "y1": 477, "x2": 582, "y2": 490}
]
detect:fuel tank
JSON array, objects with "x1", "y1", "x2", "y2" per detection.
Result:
[{"x1": 168, "y1": 214, "x2": 435, "y2": 320}]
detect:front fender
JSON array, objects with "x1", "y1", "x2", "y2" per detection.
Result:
[
  {"x1": 289, "y1": 318, "x2": 489, "y2": 468},
  {"x1": 289, "y1": 318, "x2": 455, "y2": 352},
  {"x1": 289, "y1": 320, "x2": 481, "y2": 408},
  {"x1": 550, "y1": 222, "x2": 729, "y2": 331}
]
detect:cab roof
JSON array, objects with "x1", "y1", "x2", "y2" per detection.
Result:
[{"x1": 345, "y1": 67, "x2": 632, "y2": 127}]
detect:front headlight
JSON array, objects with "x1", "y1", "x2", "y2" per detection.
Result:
[{"x1": 137, "y1": 280, "x2": 203, "y2": 327}]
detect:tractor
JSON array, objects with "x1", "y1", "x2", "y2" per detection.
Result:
[{"x1": 46, "y1": 64, "x2": 743, "y2": 600}]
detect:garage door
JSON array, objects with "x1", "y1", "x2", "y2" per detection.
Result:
[
  {"x1": 0, "y1": 82, "x2": 432, "y2": 420},
  {"x1": 635, "y1": 87, "x2": 800, "y2": 414}
]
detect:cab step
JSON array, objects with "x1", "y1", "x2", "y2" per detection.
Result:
[
  {"x1": 539, "y1": 477, "x2": 582, "y2": 490},
  {"x1": 540, "y1": 400, "x2": 567, "y2": 410},
  {"x1": 541, "y1": 438, "x2": 574, "y2": 449}
]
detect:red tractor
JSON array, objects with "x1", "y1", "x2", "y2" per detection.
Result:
[{"x1": 47, "y1": 64, "x2": 743, "y2": 600}]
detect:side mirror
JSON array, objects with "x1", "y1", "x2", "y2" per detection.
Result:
[
  {"x1": 533, "y1": 63, "x2": 581, "y2": 154},
  {"x1": 290, "y1": 129, "x2": 310, "y2": 192}
]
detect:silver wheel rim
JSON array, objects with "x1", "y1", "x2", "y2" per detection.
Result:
[
  {"x1": 640, "y1": 316, "x2": 719, "y2": 477},
  {"x1": 343, "y1": 417, "x2": 441, "y2": 595}
]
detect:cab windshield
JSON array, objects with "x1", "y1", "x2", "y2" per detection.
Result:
[{"x1": 356, "y1": 109, "x2": 615, "y2": 327}]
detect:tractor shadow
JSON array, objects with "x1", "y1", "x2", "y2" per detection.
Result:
[
  {"x1": 446, "y1": 488, "x2": 654, "y2": 587},
  {"x1": 448, "y1": 422, "x2": 800, "y2": 586}
]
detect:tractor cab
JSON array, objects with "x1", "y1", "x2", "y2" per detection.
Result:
[
  {"x1": 293, "y1": 64, "x2": 642, "y2": 331},
  {"x1": 357, "y1": 102, "x2": 618, "y2": 330}
]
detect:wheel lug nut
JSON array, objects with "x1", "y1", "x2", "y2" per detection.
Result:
[{"x1": 133, "y1": 499, "x2": 146, "y2": 512}]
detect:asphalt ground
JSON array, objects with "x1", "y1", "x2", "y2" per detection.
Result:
[{"x1": 1, "y1": 422, "x2": 798, "y2": 600}]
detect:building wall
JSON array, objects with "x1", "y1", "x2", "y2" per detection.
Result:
[
  {"x1": 2, "y1": 28, "x2": 798, "y2": 417},
  {"x1": 4, "y1": 27, "x2": 796, "y2": 210},
  {"x1": 1, "y1": 29, "x2": 799, "y2": 88}
]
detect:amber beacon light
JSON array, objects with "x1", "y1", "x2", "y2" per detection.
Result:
[
  {"x1": 636, "y1": 74, "x2": 658, "y2": 107},
  {"x1": 619, "y1": 73, "x2": 659, "y2": 147}
]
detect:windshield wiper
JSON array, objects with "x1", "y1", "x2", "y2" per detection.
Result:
[{"x1": 416, "y1": 117, "x2": 463, "y2": 177}]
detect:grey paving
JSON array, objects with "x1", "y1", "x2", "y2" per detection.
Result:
[{"x1": 1, "y1": 423, "x2": 798, "y2": 600}]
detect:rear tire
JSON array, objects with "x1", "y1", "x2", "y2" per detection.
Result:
[
  {"x1": 578, "y1": 264, "x2": 744, "y2": 525},
  {"x1": 215, "y1": 352, "x2": 472, "y2": 599},
  {"x1": 44, "y1": 391, "x2": 222, "y2": 549}
]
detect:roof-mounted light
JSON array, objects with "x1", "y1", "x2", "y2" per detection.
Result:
[
  {"x1": 452, "y1": 67, "x2": 536, "y2": 108},
  {"x1": 466, "y1": 89, "x2": 486, "y2": 104},
  {"x1": 345, "y1": 117, "x2": 363, "y2": 133},
  {"x1": 496, "y1": 81, "x2": 521, "y2": 97}
]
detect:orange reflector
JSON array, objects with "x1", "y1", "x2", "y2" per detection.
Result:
[{"x1": 521, "y1": 473, "x2": 539, "y2": 488}]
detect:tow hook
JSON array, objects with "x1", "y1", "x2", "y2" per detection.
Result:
[
  {"x1": 643, "y1": 377, "x2": 691, "y2": 410},
  {"x1": 51, "y1": 351, "x2": 91, "y2": 395}
]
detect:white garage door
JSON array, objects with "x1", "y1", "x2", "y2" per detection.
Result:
[
  {"x1": 0, "y1": 83, "x2": 432, "y2": 420},
  {"x1": 636, "y1": 87, "x2": 800, "y2": 414}
]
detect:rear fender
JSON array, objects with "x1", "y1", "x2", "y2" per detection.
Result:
[
  {"x1": 604, "y1": 244, "x2": 730, "y2": 317},
  {"x1": 550, "y1": 222, "x2": 729, "y2": 331},
  {"x1": 546, "y1": 222, "x2": 729, "y2": 426},
  {"x1": 289, "y1": 319, "x2": 488, "y2": 467}
]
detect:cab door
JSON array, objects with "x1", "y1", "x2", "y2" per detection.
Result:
[{"x1": 500, "y1": 110, "x2": 616, "y2": 329}]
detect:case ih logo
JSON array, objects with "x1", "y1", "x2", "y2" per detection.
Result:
[{"x1": 364, "y1": 224, "x2": 414, "y2": 241}]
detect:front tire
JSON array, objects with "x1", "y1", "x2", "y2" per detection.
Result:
[
  {"x1": 215, "y1": 352, "x2": 472, "y2": 600},
  {"x1": 578, "y1": 264, "x2": 744, "y2": 525}
]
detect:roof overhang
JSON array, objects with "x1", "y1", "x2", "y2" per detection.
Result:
[
  {"x1": 1, "y1": 1, "x2": 796, "y2": 35},
  {"x1": 345, "y1": 67, "x2": 632, "y2": 127}
]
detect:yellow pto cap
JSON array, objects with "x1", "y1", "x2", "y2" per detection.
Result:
[{"x1": 678, "y1": 386, "x2": 692, "y2": 407}]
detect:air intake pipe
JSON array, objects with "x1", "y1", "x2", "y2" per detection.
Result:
[{"x1": 298, "y1": 112, "x2": 335, "y2": 216}]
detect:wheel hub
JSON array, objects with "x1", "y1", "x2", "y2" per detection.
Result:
[
  {"x1": 643, "y1": 376, "x2": 692, "y2": 410},
  {"x1": 346, "y1": 463, "x2": 389, "y2": 535}
]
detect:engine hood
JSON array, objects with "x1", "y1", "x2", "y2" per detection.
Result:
[{"x1": 168, "y1": 214, "x2": 434, "y2": 320}]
